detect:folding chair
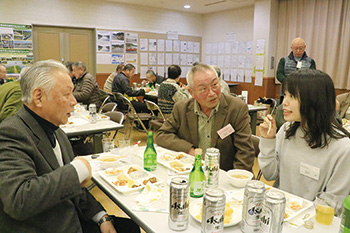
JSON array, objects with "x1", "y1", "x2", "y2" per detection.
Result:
[
  {"x1": 99, "y1": 102, "x2": 117, "y2": 114},
  {"x1": 104, "y1": 111, "x2": 124, "y2": 140},
  {"x1": 144, "y1": 100, "x2": 166, "y2": 131},
  {"x1": 114, "y1": 93, "x2": 152, "y2": 132}
]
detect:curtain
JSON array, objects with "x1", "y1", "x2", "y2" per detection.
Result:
[{"x1": 276, "y1": 0, "x2": 350, "y2": 90}]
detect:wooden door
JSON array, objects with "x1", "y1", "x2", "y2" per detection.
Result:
[{"x1": 32, "y1": 26, "x2": 95, "y2": 75}]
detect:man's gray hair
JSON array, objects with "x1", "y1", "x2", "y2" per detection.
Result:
[
  {"x1": 18, "y1": 66, "x2": 31, "y2": 81},
  {"x1": 146, "y1": 70, "x2": 155, "y2": 77},
  {"x1": 72, "y1": 61, "x2": 87, "y2": 71},
  {"x1": 21, "y1": 60, "x2": 68, "y2": 104},
  {"x1": 186, "y1": 63, "x2": 218, "y2": 88}
]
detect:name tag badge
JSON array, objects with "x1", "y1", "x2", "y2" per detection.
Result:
[
  {"x1": 299, "y1": 162, "x2": 320, "y2": 180},
  {"x1": 297, "y1": 61, "x2": 302, "y2": 69},
  {"x1": 217, "y1": 124, "x2": 235, "y2": 140}
]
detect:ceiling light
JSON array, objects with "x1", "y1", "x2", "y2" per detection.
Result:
[{"x1": 184, "y1": 5, "x2": 191, "y2": 9}]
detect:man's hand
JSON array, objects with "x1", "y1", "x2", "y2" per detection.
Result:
[
  {"x1": 188, "y1": 147, "x2": 195, "y2": 156},
  {"x1": 74, "y1": 157, "x2": 92, "y2": 186},
  {"x1": 100, "y1": 217, "x2": 117, "y2": 233},
  {"x1": 144, "y1": 87, "x2": 151, "y2": 93}
]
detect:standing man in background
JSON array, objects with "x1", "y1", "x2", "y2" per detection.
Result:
[
  {"x1": 104, "y1": 64, "x2": 124, "y2": 93},
  {"x1": 276, "y1": 37, "x2": 316, "y2": 103},
  {"x1": 211, "y1": 65, "x2": 230, "y2": 95},
  {"x1": 0, "y1": 64, "x2": 7, "y2": 85},
  {"x1": 72, "y1": 61, "x2": 102, "y2": 108}
]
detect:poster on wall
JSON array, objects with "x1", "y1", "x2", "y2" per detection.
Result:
[
  {"x1": 0, "y1": 23, "x2": 33, "y2": 77},
  {"x1": 125, "y1": 32, "x2": 138, "y2": 54}
]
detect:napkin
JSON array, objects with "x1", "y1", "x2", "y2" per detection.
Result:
[{"x1": 135, "y1": 183, "x2": 164, "y2": 206}]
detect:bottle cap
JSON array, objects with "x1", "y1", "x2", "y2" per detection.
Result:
[{"x1": 194, "y1": 148, "x2": 202, "y2": 155}]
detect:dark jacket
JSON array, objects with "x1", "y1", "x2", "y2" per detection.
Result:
[
  {"x1": 73, "y1": 72, "x2": 102, "y2": 108},
  {"x1": 0, "y1": 107, "x2": 104, "y2": 233}
]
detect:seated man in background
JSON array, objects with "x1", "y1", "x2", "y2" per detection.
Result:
[
  {"x1": 211, "y1": 65, "x2": 230, "y2": 95},
  {"x1": 65, "y1": 61, "x2": 76, "y2": 85},
  {"x1": 0, "y1": 64, "x2": 6, "y2": 85},
  {"x1": 0, "y1": 67, "x2": 30, "y2": 123},
  {"x1": 72, "y1": 61, "x2": 102, "y2": 108},
  {"x1": 158, "y1": 65, "x2": 189, "y2": 118},
  {"x1": 156, "y1": 64, "x2": 255, "y2": 172},
  {"x1": 144, "y1": 69, "x2": 165, "y2": 89},
  {"x1": 112, "y1": 63, "x2": 150, "y2": 113},
  {"x1": 0, "y1": 60, "x2": 140, "y2": 233},
  {"x1": 104, "y1": 64, "x2": 124, "y2": 93},
  {"x1": 337, "y1": 92, "x2": 350, "y2": 120}
]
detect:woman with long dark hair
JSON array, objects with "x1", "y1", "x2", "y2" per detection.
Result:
[{"x1": 259, "y1": 69, "x2": 350, "y2": 203}]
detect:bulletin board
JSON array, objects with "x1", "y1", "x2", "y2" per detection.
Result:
[{"x1": 95, "y1": 29, "x2": 201, "y2": 78}]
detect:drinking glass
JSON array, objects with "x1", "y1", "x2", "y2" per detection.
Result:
[
  {"x1": 118, "y1": 138, "x2": 130, "y2": 147},
  {"x1": 102, "y1": 138, "x2": 114, "y2": 152},
  {"x1": 314, "y1": 192, "x2": 337, "y2": 225}
]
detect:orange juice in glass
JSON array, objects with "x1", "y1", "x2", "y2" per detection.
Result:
[{"x1": 314, "y1": 192, "x2": 337, "y2": 225}]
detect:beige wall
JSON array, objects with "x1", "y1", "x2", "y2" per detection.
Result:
[{"x1": 0, "y1": 0, "x2": 203, "y2": 36}]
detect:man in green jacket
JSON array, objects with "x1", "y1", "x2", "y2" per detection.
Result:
[{"x1": 0, "y1": 80, "x2": 22, "y2": 123}]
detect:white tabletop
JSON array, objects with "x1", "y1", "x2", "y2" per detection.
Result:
[
  {"x1": 248, "y1": 104, "x2": 268, "y2": 112},
  {"x1": 61, "y1": 116, "x2": 123, "y2": 137},
  {"x1": 90, "y1": 146, "x2": 341, "y2": 233}
]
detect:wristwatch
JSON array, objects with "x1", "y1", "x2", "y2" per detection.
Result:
[{"x1": 98, "y1": 215, "x2": 113, "y2": 226}]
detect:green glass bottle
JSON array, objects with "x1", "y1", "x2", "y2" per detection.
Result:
[
  {"x1": 189, "y1": 148, "x2": 205, "y2": 198},
  {"x1": 144, "y1": 131, "x2": 157, "y2": 171},
  {"x1": 339, "y1": 195, "x2": 350, "y2": 233}
]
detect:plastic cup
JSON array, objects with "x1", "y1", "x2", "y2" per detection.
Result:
[
  {"x1": 314, "y1": 192, "x2": 337, "y2": 225},
  {"x1": 102, "y1": 138, "x2": 114, "y2": 152},
  {"x1": 118, "y1": 138, "x2": 130, "y2": 147}
]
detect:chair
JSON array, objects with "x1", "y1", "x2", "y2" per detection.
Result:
[
  {"x1": 99, "y1": 102, "x2": 117, "y2": 114},
  {"x1": 144, "y1": 100, "x2": 166, "y2": 131},
  {"x1": 105, "y1": 111, "x2": 124, "y2": 140},
  {"x1": 114, "y1": 93, "x2": 152, "y2": 132}
]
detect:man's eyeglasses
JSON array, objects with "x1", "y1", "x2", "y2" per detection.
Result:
[
  {"x1": 195, "y1": 82, "x2": 220, "y2": 95},
  {"x1": 292, "y1": 46, "x2": 305, "y2": 52}
]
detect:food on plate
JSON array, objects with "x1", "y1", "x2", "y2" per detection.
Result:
[
  {"x1": 175, "y1": 154, "x2": 185, "y2": 160},
  {"x1": 159, "y1": 153, "x2": 174, "y2": 161},
  {"x1": 284, "y1": 212, "x2": 290, "y2": 219},
  {"x1": 288, "y1": 200, "x2": 302, "y2": 211},
  {"x1": 112, "y1": 180, "x2": 127, "y2": 186},
  {"x1": 225, "y1": 203, "x2": 234, "y2": 216},
  {"x1": 99, "y1": 156, "x2": 119, "y2": 162},
  {"x1": 142, "y1": 177, "x2": 157, "y2": 185},
  {"x1": 343, "y1": 118, "x2": 348, "y2": 125},
  {"x1": 128, "y1": 170, "x2": 148, "y2": 180},
  {"x1": 68, "y1": 121, "x2": 74, "y2": 125},
  {"x1": 170, "y1": 161, "x2": 190, "y2": 172},
  {"x1": 127, "y1": 167, "x2": 138, "y2": 174},
  {"x1": 105, "y1": 168, "x2": 123, "y2": 175},
  {"x1": 230, "y1": 174, "x2": 250, "y2": 179}
]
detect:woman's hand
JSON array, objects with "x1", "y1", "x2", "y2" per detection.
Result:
[
  {"x1": 259, "y1": 114, "x2": 276, "y2": 139},
  {"x1": 100, "y1": 219, "x2": 117, "y2": 233}
]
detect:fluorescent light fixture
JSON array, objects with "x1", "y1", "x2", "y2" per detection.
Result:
[{"x1": 184, "y1": 5, "x2": 191, "y2": 9}]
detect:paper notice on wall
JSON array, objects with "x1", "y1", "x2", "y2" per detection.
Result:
[
  {"x1": 231, "y1": 55, "x2": 238, "y2": 68},
  {"x1": 148, "y1": 53, "x2": 156, "y2": 65},
  {"x1": 226, "y1": 32, "x2": 236, "y2": 42},
  {"x1": 224, "y1": 69, "x2": 230, "y2": 81},
  {"x1": 224, "y1": 55, "x2": 231, "y2": 68},
  {"x1": 194, "y1": 42, "x2": 200, "y2": 54},
  {"x1": 140, "y1": 52, "x2": 148, "y2": 65},
  {"x1": 173, "y1": 40, "x2": 180, "y2": 52},
  {"x1": 173, "y1": 53, "x2": 180, "y2": 65},
  {"x1": 187, "y1": 41, "x2": 194, "y2": 53},
  {"x1": 255, "y1": 71, "x2": 263, "y2": 86},
  {"x1": 232, "y1": 41, "x2": 239, "y2": 54},
  {"x1": 231, "y1": 69, "x2": 237, "y2": 82},
  {"x1": 149, "y1": 39, "x2": 157, "y2": 51},
  {"x1": 125, "y1": 53, "x2": 137, "y2": 64},
  {"x1": 140, "y1": 66, "x2": 148, "y2": 78},
  {"x1": 180, "y1": 53, "x2": 187, "y2": 65},
  {"x1": 157, "y1": 66, "x2": 165, "y2": 76},
  {"x1": 225, "y1": 42, "x2": 232, "y2": 54},
  {"x1": 206, "y1": 43, "x2": 212, "y2": 54},
  {"x1": 237, "y1": 69, "x2": 244, "y2": 82},
  {"x1": 166, "y1": 53, "x2": 172, "y2": 65},
  {"x1": 157, "y1": 39, "x2": 165, "y2": 52},
  {"x1": 181, "y1": 41, "x2": 187, "y2": 52},
  {"x1": 166, "y1": 40, "x2": 172, "y2": 52},
  {"x1": 256, "y1": 39, "x2": 265, "y2": 54},
  {"x1": 140, "y1": 38, "x2": 148, "y2": 51},
  {"x1": 218, "y1": 42, "x2": 225, "y2": 54},
  {"x1": 218, "y1": 55, "x2": 224, "y2": 67},
  {"x1": 111, "y1": 54, "x2": 124, "y2": 64},
  {"x1": 97, "y1": 54, "x2": 111, "y2": 64},
  {"x1": 255, "y1": 55, "x2": 264, "y2": 70},
  {"x1": 157, "y1": 53, "x2": 164, "y2": 65},
  {"x1": 245, "y1": 70, "x2": 252, "y2": 83},
  {"x1": 206, "y1": 55, "x2": 211, "y2": 64}
]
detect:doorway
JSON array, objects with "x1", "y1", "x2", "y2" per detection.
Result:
[{"x1": 32, "y1": 26, "x2": 95, "y2": 75}]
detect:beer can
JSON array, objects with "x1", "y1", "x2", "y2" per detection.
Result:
[
  {"x1": 259, "y1": 190, "x2": 286, "y2": 233},
  {"x1": 201, "y1": 188, "x2": 226, "y2": 233},
  {"x1": 241, "y1": 180, "x2": 265, "y2": 232},
  {"x1": 88, "y1": 104, "x2": 97, "y2": 124},
  {"x1": 204, "y1": 148, "x2": 220, "y2": 188},
  {"x1": 169, "y1": 177, "x2": 190, "y2": 231}
]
